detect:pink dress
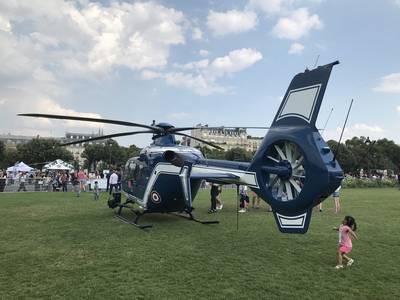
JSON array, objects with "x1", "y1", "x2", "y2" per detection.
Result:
[{"x1": 339, "y1": 225, "x2": 352, "y2": 254}]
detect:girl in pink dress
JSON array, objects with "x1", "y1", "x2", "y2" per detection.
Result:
[{"x1": 333, "y1": 215, "x2": 358, "y2": 269}]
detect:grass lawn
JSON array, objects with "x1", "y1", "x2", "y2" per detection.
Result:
[{"x1": 0, "y1": 188, "x2": 399, "y2": 299}]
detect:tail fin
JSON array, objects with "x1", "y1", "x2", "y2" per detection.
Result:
[
  {"x1": 272, "y1": 61, "x2": 339, "y2": 128},
  {"x1": 249, "y1": 61, "x2": 343, "y2": 234}
]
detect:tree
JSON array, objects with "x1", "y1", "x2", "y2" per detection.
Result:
[
  {"x1": 196, "y1": 146, "x2": 225, "y2": 160},
  {"x1": 327, "y1": 140, "x2": 357, "y2": 174},
  {"x1": 16, "y1": 138, "x2": 73, "y2": 169},
  {"x1": 0, "y1": 141, "x2": 4, "y2": 158},
  {"x1": 82, "y1": 143, "x2": 106, "y2": 170},
  {"x1": 225, "y1": 147, "x2": 252, "y2": 162},
  {"x1": 0, "y1": 148, "x2": 20, "y2": 169},
  {"x1": 82, "y1": 140, "x2": 142, "y2": 171},
  {"x1": 125, "y1": 144, "x2": 141, "y2": 158}
]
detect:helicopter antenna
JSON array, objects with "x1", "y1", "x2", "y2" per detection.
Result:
[
  {"x1": 313, "y1": 54, "x2": 320, "y2": 68},
  {"x1": 321, "y1": 108, "x2": 333, "y2": 135},
  {"x1": 333, "y1": 99, "x2": 354, "y2": 162}
]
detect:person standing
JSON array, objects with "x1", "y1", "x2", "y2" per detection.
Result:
[
  {"x1": 93, "y1": 181, "x2": 100, "y2": 200},
  {"x1": 60, "y1": 172, "x2": 68, "y2": 192},
  {"x1": 109, "y1": 170, "x2": 119, "y2": 195},
  {"x1": 209, "y1": 183, "x2": 220, "y2": 213},
  {"x1": 251, "y1": 191, "x2": 260, "y2": 209},
  {"x1": 238, "y1": 185, "x2": 249, "y2": 213},
  {"x1": 71, "y1": 171, "x2": 80, "y2": 197},
  {"x1": 216, "y1": 185, "x2": 223, "y2": 210},
  {"x1": 77, "y1": 169, "x2": 86, "y2": 192},
  {"x1": 333, "y1": 185, "x2": 341, "y2": 214},
  {"x1": 117, "y1": 169, "x2": 122, "y2": 191},
  {"x1": 17, "y1": 172, "x2": 27, "y2": 192},
  {"x1": 106, "y1": 171, "x2": 111, "y2": 192}
]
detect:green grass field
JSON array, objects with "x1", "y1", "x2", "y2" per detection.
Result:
[{"x1": 0, "y1": 188, "x2": 399, "y2": 299}]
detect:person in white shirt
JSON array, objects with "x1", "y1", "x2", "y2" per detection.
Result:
[
  {"x1": 108, "y1": 170, "x2": 119, "y2": 195},
  {"x1": 18, "y1": 172, "x2": 27, "y2": 192}
]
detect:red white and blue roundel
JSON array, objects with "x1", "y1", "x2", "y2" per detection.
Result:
[{"x1": 150, "y1": 190, "x2": 161, "y2": 204}]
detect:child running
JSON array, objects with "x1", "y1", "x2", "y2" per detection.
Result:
[{"x1": 333, "y1": 215, "x2": 358, "y2": 269}]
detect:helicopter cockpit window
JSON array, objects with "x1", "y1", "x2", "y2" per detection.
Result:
[
  {"x1": 277, "y1": 84, "x2": 321, "y2": 123},
  {"x1": 154, "y1": 135, "x2": 176, "y2": 146}
]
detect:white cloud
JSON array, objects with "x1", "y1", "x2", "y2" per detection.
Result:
[
  {"x1": 162, "y1": 48, "x2": 262, "y2": 95},
  {"x1": 199, "y1": 49, "x2": 210, "y2": 57},
  {"x1": 0, "y1": 1, "x2": 191, "y2": 137},
  {"x1": 272, "y1": 8, "x2": 322, "y2": 40},
  {"x1": 247, "y1": 0, "x2": 286, "y2": 15},
  {"x1": 352, "y1": 123, "x2": 384, "y2": 133},
  {"x1": 288, "y1": 42, "x2": 304, "y2": 54},
  {"x1": 210, "y1": 48, "x2": 263, "y2": 76},
  {"x1": 207, "y1": 10, "x2": 258, "y2": 36},
  {"x1": 396, "y1": 105, "x2": 400, "y2": 113},
  {"x1": 0, "y1": 1, "x2": 187, "y2": 76},
  {"x1": 0, "y1": 14, "x2": 11, "y2": 32},
  {"x1": 373, "y1": 73, "x2": 400, "y2": 93},
  {"x1": 164, "y1": 72, "x2": 227, "y2": 95},
  {"x1": 0, "y1": 84, "x2": 104, "y2": 138},
  {"x1": 192, "y1": 27, "x2": 203, "y2": 40},
  {"x1": 179, "y1": 59, "x2": 209, "y2": 70},
  {"x1": 141, "y1": 70, "x2": 162, "y2": 80},
  {"x1": 324, "y1": 123, "x2": 385, "y2": 142}
]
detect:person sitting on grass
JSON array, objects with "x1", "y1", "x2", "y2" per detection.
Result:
[{"x1": 333, "y1": 215, "x2": 358, "y2": 269}]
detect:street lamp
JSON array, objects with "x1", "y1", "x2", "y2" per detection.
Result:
[
  {"x1": 364, "y1": 136, "x2": 376, "y2": 177},
  {"x1": 106, "y1": 140, "x2": 112, "y2": 169}
]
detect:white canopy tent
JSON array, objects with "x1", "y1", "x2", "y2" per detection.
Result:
[
  {"x1": 6, "y1": 162, "x2": 33, "y2": 173},
  {"x1": 44, "y1": 159, "x2": 74, "y2": 171}
]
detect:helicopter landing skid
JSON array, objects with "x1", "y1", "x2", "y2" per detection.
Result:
[
  {"x1": 171, "y1": 210, "x2": 219, "y2": 225},
  {"x1": 115, "y1": 204, "x2": 153, "y2": 229}
]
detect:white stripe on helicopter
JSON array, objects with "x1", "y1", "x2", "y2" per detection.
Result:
[{"x1": 139, "y1": 163, "x2": 259, "y2": 208}]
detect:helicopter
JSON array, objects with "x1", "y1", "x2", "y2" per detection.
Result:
[{"x1": 19, "y1": 60, "x2": 343, "y2": 234}]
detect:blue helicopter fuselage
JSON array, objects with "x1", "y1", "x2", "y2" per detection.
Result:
[{"x1": 122, "y1": 144, "x2": 204, "y2": 212}]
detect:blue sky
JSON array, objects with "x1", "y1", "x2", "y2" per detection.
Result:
[{"x1": 1, "y1": 0, "x2": 400, "y2": 147}]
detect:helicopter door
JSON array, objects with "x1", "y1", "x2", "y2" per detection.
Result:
[{"x1": 124, "y1": 158, "x2": 148, "y2": 200}]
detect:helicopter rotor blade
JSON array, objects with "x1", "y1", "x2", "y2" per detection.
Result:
[
  {"x1": 173, "y1": 132, "x2": 224, "y2": 150},
  {"x1": 170, "y1": 126, "x2": 270, "y2": 133},
  {"x1": 18, "y1": 113, "x2": 159, "y2": 131},
  {"x1": 202, "y1": 126, "x2": 269, "y2": 130},
  {"x1": 60, "y1": 130, "x2": 154, "y2": 146}
]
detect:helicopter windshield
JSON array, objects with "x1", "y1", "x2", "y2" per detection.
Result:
[{"x1": 153, "y1": 134, "x2": 176, "y2": 146}]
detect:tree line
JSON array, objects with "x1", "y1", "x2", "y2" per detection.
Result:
[
  {"x1": 200, "y1": 136, "x2": 400, "y2": 175},
  {"x1": 1, "y1": 136, "x2": 399, "y2": 174},
  {"x1": 0, "y1": 138, "x2": 141, "y2": 171}
]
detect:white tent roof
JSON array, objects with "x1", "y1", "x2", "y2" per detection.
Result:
[
  {"x1": 44, "y1": 159, "x2": 74, "y2": 171},
  {"x1": 6, "y1": 162, "x2": 33, "y2": 173}
]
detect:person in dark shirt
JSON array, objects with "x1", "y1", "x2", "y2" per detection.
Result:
[{"x1": 209, "y1": 183, "x2": 220, "y2": 213}]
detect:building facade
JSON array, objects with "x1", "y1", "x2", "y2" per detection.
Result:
[
  {"x1": 1, "y1": 130, "x2": 105, "y2": 165},
  {"x1": 0, "y1": 133, "x2": 37, "y2": 149},
  {"x1": 182, "y1": 124, "x2": 264, "y2": 152}
]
